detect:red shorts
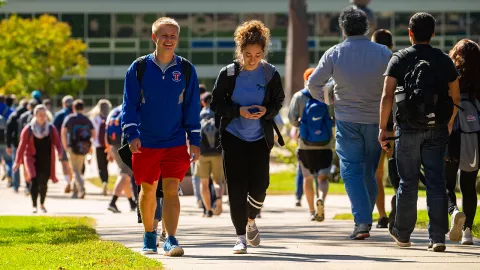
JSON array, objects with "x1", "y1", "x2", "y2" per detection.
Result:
[{"x1": 132, "y1": 145, "x2": 190, "y2": 185}]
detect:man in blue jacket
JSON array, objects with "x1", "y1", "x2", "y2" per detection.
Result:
[{"x1": 122, "y1": 17, "x2": 201, "y2": 256}]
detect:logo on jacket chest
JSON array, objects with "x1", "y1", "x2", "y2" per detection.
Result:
[{"x1": 172, "y1": 71, "x2": 182, "y2": 82}]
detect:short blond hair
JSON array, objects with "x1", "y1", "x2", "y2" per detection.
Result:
[{"x1": 152, "y1": 17, "x2": 180, "y2": 35}]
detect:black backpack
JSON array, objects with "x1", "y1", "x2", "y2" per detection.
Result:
[{"x1": 394, "y1": 48, "x2": 453, "y2": 129}]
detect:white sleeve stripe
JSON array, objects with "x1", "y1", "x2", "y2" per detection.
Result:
[
  {"x1": 191, "y1": 129, "x2": 201, "y2": 132},
  {"x1": 122, "y1": 123, "x2": 137, "y2": 130}
]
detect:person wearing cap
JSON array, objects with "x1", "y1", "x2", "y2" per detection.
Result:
[
  {"x1": 53, "y1": 95, "x2": 74, "y2": 194},
  {"x1": 31, "y1": 90, "x2": 42, "y2": 104},
  {"x1": 6, "y1": 99, "x2": 28, "y2": 192}
]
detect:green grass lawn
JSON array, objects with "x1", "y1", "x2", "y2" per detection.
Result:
[
  {"x1": 88, "y1": 176, "x2": 117, "y2": 191},
  {"x1": 268, "y1": 170, "x2": 435, "y2": 196},
  {"x1": 0, "y1": 216, "x2": 162, "y2": 270},
  {"x1": 334, "y1": 207, "x2": 480, "y2": 238}
]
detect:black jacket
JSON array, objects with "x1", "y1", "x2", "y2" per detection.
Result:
[
  {"x1": 211, "y1": 61, "x2": 285, "y2": 150},
  {"x1": 5, "y1": 106, "x2": 27, "y2": 148}
]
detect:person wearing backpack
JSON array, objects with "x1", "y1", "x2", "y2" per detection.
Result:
[
  {"x1": 89, "y1": 99, "x2": 112, "y2": 196},
  {"x1": 288, "y1": 73, "x2": 333, "y2": 223},
  {"x1": 105, "y1": 105, "x2": 137, "y2": 213},
  {"x1": 53, "y1": 95, "x2": 74, "y2": 194},
  {"x1": 122, "y1": 17, "x2": 200, "y2": 256},
  {"x1": 211, "y1": 20, "x2": 285, "y2": 254},
  {"x1": 6, "y1": 98, "x2": 28, "y2": 192},
  {"x1": 195, "y1": 92, "x2": 224, "y2": 217},
  {"x1": 61, "y1": 99, "x2": 95, "y2": 199},
  {"x1": 379, "y1": 13, "x2": 461, "y2": 252},
  {"x1": 307, "y1": 7, "x2": 391, "y2": 240},
  {"x1": 444, "y1": 39, "x2": 480, "y2": 246},
  {"x1": 13, "y1": 105, "x2": 63, "y2": 213},
  {"x1": 0, "y1": 95, "x2": 14, "y2": 186}
]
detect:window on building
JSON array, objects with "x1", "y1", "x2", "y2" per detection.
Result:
[
  {"x1": 472, "y1": 13, "x2": 480, "y2": 35},
  {"x1": 268, "y1": 50, "x2": 286, "y2": 65},
  {"x1": 114, "y1": 53, "x2": 137, "y2": 65},
  {"x1": 84, "y1": 80, "x2": 106, "y2": 95},
  {"x1": 62, "y1": 14, "x2": 85, "y2": 38},
  {"x1": 266, "y1": 13, "x2": 288, "y2": 37},
  {"x1": 165, "y1": 13, "x2": 190, "y2": 38},
  {"x1": 217, "y1": 52, "x2": 234, "y2": 65},
  {"x1": 17, "y1": 13, "x2": 33, "y2": 19},
  {"x1": 190, "y1": 13, "x2": 214, "y2": 37},
  {"x1": 445, "y1": 12, "x2": 467, "y2": 36},
  {"x1": 216, "y1": 14, "x2": 239, "y2": 37},
  {"x1": 316, "y1": 13, "x2": 341, "y2": 37},
  {"x1": 307, "y1": 13, "x2": 316, "y2": 37},
  {"x1": 109, "y1": 79, "x2": 125, "y2": 95},
  {"x1": 87, "y1": 52, "x2": 111, "y2": 65},
  {"x1": 243, "y1": 13, "x2": 265, "y2": 23},
  {"x1": 376, "y1": 12, "x2": 392, "y2": 31},
  {"x1": 87, "y1": 14, "x2": 111, "y2": 38},
  {"x1": 191, "y1": 52, "x2": 214, "y2": 65},
  {"x1": 114, "y1": 13, "x2": 136, "y2": 38},
  {"x1": 0, "y1": 13, "x2": 5, "y2": 20}
]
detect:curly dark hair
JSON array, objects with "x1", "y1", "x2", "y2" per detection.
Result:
[
  {"x1": 234, "y1": 20, "x2": 270, "y2": 62},
  {"x1": 449, "y1": 39, "x2": 480, "y2": 98},
  {"x1": 338, "y1": 7, "x2": 369, "y2": 37}
]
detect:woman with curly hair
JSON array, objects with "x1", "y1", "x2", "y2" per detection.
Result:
[
  {"x1": 211, "y1": 20, "x2": 285, "y2": 254},
  {"x1": 445, "y1": 39, "x2": 480, "y2": 245}
]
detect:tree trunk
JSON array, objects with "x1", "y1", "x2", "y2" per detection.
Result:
[{"x1": 284, "y1": 0, "x2": 309, "y2": 106}]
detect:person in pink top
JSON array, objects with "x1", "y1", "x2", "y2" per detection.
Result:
[{"x1": 13, "y1": 105, "x2": 63, "y2": 213}]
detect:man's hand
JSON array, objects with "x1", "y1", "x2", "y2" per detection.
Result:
[
  {"x1": 190, "y1": 145, "x2": 200, "y2": 162},
  {"x1": 6, "y1": 147, "x2": 12, "y2": 156},
  {"x1": 378, "y1": 128, "x2": 391, "y2": 152},
  {"x1": 129, "y1": 138, "x2": 142, "y2": 153}
]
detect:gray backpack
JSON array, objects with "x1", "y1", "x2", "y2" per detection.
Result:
[{"x1": 456, "y1": 98, "x2": 480, "y2": 172}]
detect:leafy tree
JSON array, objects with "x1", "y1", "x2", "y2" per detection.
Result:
[{"x1": 0, "y1": 14, "x2": 88, "y2": 97}]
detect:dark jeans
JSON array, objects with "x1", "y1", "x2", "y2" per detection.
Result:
[
  {"x1": 445, "y1": 160, "x2": 478, "y2": 229},
  {"x1": 222, "y1": 131, "x2": 270, "y2": 236},
  {"x1": 394, "y1": 128, "x2": 449, "y2": 243},
  {"x1": 96, "y1": 146, "x2": 109, "y2": 183},
  {"x1": 31, "y1": 173, "x2": 49, "y2": 207},
  {"x1": 295, "y1": 164, "x2": 303, "y2": 201}
]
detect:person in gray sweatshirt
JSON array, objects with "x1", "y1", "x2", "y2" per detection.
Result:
[{"x1": 307, "y1": 7, "x2": 391, "y2": 240}]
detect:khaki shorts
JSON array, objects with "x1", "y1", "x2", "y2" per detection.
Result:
[
  {"x1": 194, "y1": 155, "x2": 225, "y2": 184},
  {"x1": 111, "y1": 144, "x2": 132, "y2": 176}
]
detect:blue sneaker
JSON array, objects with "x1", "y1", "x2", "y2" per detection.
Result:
[
  {"x1": 142, "y1": 231, "x2": 157, "y2": 254},
  {"x1": 163, "y1": 235, "x2": 184, "y2": 257}
]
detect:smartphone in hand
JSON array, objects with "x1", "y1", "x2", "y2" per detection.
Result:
[{"x1": 248, "y1": 107, "x2": 261, "y2": 114}]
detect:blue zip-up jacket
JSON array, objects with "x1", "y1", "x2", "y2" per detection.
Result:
[{"x1": 122, "y1": 54, "x2": 201, "y2": 148}]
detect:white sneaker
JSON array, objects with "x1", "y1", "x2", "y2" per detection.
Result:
[
  {"x1": 233, "y1": 236, "x2": 247, "y2": 254},
  {"x1": 449, "y1": 210, "x2": 466, "y2": 242},
  {"x1": 462, "y1": 228, "x2": 474, "y2": 245}
]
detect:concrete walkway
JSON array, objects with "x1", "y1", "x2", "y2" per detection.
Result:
[{"x1": 1, "y1": 167, "x2": 480, "y2": 270}]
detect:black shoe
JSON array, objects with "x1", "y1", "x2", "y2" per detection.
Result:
[
  {"x1": 428, "y1": 241, "x2": 446, "y2": 252},
  {"x1": 376, "y1": 217, "x2": 389, "y2": 228},
  {"x1": 204, "y1": 210, "x2": 213, "y2": 218},
  {"x1": 388, "y1": 222, "x2": 411, "y2": 247},
  {"x1": 295, "y1": 200, "x2": 301, "y2": 207},
  {"x1": 108, "y1": 204, "x2": 121, "y2": 213},
  {"x1": 349, "y1": 224, "x2": 370, "y2": 240},
  {"x1": 130, "y1": 202, "x2": 137, "y2": 212}
]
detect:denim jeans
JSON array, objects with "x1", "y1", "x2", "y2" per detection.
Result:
[
  {"x1": 394, "y1": 128, "x2": 449, "y2": 243},
  {"x1": 336, "y1": 120, "x2": 381, "y2": 225},
  {"x1": 11, "y1": 145, "x2": 20, "y2": 191},
  {"x1": 295, "y1": 164, "x2": 303, "y2": 201},
  {"x1": 190, "y1": 162, "x2": 202, "y2": 203}
]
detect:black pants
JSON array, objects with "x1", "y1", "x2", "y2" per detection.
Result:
[
  {"x1": 445, "y1": 160, "x2": 478, "y2": 229},
  {"x1": 96, "y1": 146, "x2": 109, "y2": 183},
  {"x1": 31, "y1": 173, "x2": 49, "y2": 207},
  {"x1": 222, "y1": 132, "x2": 270, "y2": 236}
]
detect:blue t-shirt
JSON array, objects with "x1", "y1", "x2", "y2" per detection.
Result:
[{"x1": 226, "y1": 65, "x2": 266, "y2": 141}]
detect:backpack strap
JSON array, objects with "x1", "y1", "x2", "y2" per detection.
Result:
[
  {"x1": 179, "y1": 56, "x2": 192, "y2": 90},
  {"x1": 262, "y1": 60, "x2": 275, "y2": 86},
  {"x1": 135, "y1": 55, "x2": 148, "y2": 87},
  {"x1": 301, "y1": 89, "x2": 313, "y2": 99}
]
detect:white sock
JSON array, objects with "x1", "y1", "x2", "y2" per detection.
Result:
[{"x1": 64, "y1": 175, "x2": 70, "y2": 184}]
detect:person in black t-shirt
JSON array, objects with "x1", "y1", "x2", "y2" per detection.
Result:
[{"x1": 378, "y1": 12, "x2": 460, "y2": 252}]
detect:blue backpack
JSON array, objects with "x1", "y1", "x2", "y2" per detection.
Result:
[
  {"x1": 299, "y1": 89, "x2": 332, "y2": 146},
  {"x1": 106, "y1": 107, "x2": 122, "y2": 145}
]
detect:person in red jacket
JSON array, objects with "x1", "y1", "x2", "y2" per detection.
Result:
[{"x1": 13, "y1": 105, "x2": 63, "y2": 213}]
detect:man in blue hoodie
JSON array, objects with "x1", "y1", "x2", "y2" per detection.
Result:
[{"x1": 122, "y1": 17, "x2": 201, "y2": 257}]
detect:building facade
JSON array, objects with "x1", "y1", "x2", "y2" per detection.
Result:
[{"x1": 2, "y1": 0, "x2": 480, "y2": 106}]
